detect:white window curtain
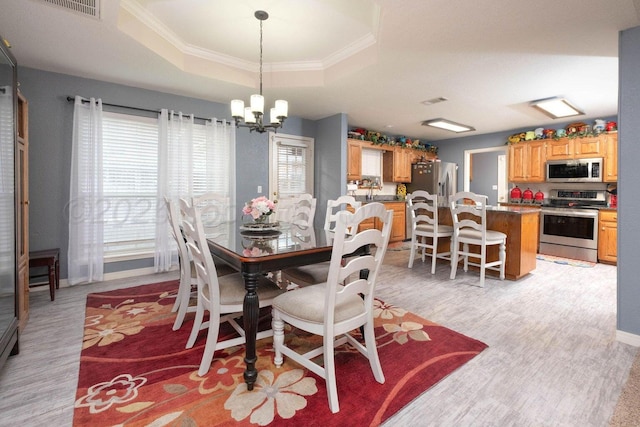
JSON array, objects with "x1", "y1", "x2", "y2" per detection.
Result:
[
  {"x1": 154, "y1": 111, "x2": 237, "y2": 272},
  {"x1": 155, "y1": 110, "x2": 194, "y2": 272},
  {"x1": 68, "y1": 96, "x2": 104, "y2": 285}
]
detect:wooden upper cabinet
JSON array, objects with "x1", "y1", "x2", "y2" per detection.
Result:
[
  {"x1": 508, "y1": 140, "x2": 545, "y2": 183},
  {"x1": 347, "y1": 138, "x2": 362, "y2": 181},
  {"x1": 383, "y1": 146, "x2": 412, "y2": 183},
  {"x1": 603, "y1": 133, "x2": 618, "y2": 182},
  {"x1": 545, "y1": 138, "x2": 574, "y2": 160},
  {"x1": 508, "y1": 143, "x2": 527, "y2": 182},
  {"x1": 574, "y1": 136, "x2": 602, "y2": 157}
]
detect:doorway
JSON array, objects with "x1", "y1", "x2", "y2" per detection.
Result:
[{"x1": 463, "y1": 146, "x2": 508, "y2": 205}]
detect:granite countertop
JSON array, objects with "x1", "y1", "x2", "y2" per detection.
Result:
[
  {"x1": 354, "y1": 195, "x2": 405, "y2": 203},
  {"x1": 485, "y1": 205, "x2": 541, "y2": 214}
]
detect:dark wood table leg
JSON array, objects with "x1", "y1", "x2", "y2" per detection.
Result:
[
  {"x1": 48, "y1": 261, "x2": 55, "y2": 301},
  {"x1": 55, "y1": 259, "x2": 60, "y2": 289},
  {"x1": 242, "y1": 268, "x2": 261, "y2": 391}
]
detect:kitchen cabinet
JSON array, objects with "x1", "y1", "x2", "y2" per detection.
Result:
[
  {"x1": 351, "y1": 201, "x2": 406, "y2": 242},
  {"x1": 545, "y1": 134, "x2": 611, "y2": 161},
  {"x1": 545, "y1": 138, "x2": 574, "y2": 160},
  {"x1": 598, "y1": 210, "x2": 617, "y2": 264},
  {"x1": 603, "y1": 133, "x2": 618, "y2": 182},
  {"x1": 347, "y1": 139, "x2": 362, "y2": 181},
  {"x1": 573, "y1": 136, "x2": 602, "y2": 157},
  {"x1": 508, "y1": 140, "x2": 545, "y2": 182},
  {"x1": 383, "y1": 146, "x2": 412, "y2": 183}
]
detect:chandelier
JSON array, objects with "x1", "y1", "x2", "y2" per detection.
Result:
[{"x1": 231, "y1": 10, "x2": 288, "y2": 133}]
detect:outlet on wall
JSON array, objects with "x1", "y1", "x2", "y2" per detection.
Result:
[{"x1": 257, "y1": 185, "x2": 262, "y2": 193}]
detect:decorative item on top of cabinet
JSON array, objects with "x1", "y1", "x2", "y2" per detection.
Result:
[{"x1": 598, "y1": 210, "x2": 617, "y2": 264}]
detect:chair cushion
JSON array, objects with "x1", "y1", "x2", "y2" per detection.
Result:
[
  {"x1": 416, "y1": 224, "x2": 453, "y2": 234},
  {"x1": 458, "y1": 228, "x2": 506, "y2": 243},
  {"x1": 282, "y1": 262, "x2": 330, "y2": 286},
  {"x1": 203, "y1": 273, "x2": 284, "y2": 306},
  {"x1": 272, "y1": 283, "x2": 365, "y2": 324}
]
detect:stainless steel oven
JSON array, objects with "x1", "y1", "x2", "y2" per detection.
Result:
[
  {"x1": 538, "y1": 189, "x2": 606, "y2": 263},
  {"x1": 539, "y1": 207, "x2": 599, "y2": 262}
]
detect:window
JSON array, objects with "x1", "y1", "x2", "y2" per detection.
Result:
[
  {"x1": 102, "y1": 112, "x2": 158, "y2": 258},
  {"x1": 101, "y1": 111, "x2": 234, "y2": 259}
]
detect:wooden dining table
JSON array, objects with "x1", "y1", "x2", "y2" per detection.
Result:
[{"x1": 206, "y1": 221, "x2": 333, "y2": 390}]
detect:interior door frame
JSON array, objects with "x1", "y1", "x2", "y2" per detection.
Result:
[
  {"x1": 268, "y1": 132, "x2": 315, "y2": 221},
  {"x1": 463, "y1": 146, "x2": 508, "y2": 204}
]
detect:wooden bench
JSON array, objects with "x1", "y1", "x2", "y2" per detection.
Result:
[{"x1": 29, "y1": 248, "x2": 60, "y2": 301}]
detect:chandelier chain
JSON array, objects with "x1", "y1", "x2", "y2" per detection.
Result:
[{"x1": 259, "y1": 18, "x2": 263, "y2": 96}]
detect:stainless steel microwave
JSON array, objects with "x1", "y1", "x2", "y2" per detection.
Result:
[{"x1": 546, "y1": 157, "x2": 603, "y2": 183}]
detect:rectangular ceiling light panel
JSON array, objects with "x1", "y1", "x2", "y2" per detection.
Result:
[
  {"x1": 422, "y1": 118, "x2": 475, "y2": 133},
  {"x1": 531, "y1": 97, "x2": 583, "y2": 119}
]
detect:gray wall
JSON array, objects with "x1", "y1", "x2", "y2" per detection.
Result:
[
  {"x1": 469, "y1": 151, "x2": 500, "y2": 204},
  {"x1": 18, "y1": 67, "x2": 318, "y2": 279},
  {"x1": 618, "y1": 26, "x2": 640, "y2": 337},
  {"x1": 314, "y1": 113, "x2": 348, "y2": 229}
]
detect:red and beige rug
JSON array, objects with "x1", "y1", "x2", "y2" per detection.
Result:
[{"x1": 73, "y1": 280, "x2": 487, "y2": 426}]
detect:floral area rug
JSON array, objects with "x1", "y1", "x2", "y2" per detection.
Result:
[{"x1": 73, "y1": 280, "x2": 487, "y2": 426}]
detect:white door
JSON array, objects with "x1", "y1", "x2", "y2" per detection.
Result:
[{"x1": 268, "y1": 132, "x2": 314, "y2": 222}]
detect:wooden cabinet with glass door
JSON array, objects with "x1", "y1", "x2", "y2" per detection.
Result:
[
  {"x1": 598, "y1": 210, "x2": 617, "y2": 264},
  {"x1": 17, "y1": 92, "x2": 29, "y2": 332}
]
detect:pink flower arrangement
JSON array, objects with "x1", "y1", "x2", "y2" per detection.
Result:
[{"x1": 242, "y1": 196, "x2": 276, "y2": 220}]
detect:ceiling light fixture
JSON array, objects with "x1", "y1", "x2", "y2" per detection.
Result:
[
  {"x1": 421, "y1": 118, "x2": 475, "y2": 133},
  {"x1": 231, "y1": 10, "x2": 288, "y2": 133},
  {"x1": 530, "y1": 97, "x2": 583, "y2": 119}
]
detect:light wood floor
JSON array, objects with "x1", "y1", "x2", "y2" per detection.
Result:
[{"x1": 0, "y1": 248, "x2": 637, "y2": 426}]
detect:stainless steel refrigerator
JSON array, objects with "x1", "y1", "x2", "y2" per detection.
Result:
[
  {"x1": 406, "y1": 161, "x2": 458, "y2": 206},
  {"x1": 405, "y1": 161, "x2": 458, "y2": 238}
]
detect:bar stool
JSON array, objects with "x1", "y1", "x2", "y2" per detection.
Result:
[
  {"x1": 449, "y1": 192, "x2": 506, "y2": 287},
  {"x1": 29, "y1": 248, "x2": 60, "y2": 301}
]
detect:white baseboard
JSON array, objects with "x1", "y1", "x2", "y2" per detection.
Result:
[
  {"x1": 41, "y1": 266, "x2": 177, "y2": 290},
  {"x1": 616, "y1": 329, "x2": 640, "y2": 347}
]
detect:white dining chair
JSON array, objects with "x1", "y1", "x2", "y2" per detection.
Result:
[
  {"x1": 290, "y1": 194, "x2": 317, "y2": 227},
  {"x1": 281, "y1": 195, "x2": 361, "y2": 288},
  {"x1": 164, "y1": 197, "x2": 198, "y2": 331},
  {"x1": 407, "y1": 190, "x2": 453, "y2": 274},
  {"x1": 179, "y1": 198, "x2": 285, "y2": 376},
  {"x1": 272, "y1": 202, "x2": 393, "y2": 413},
  {"x1": 449, "y1": 191, "x2": 506, "y2": 287}
]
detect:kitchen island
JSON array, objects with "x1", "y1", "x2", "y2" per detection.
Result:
[{"x1": 438, "y1": 205, "x2": 540, "y2": 280}]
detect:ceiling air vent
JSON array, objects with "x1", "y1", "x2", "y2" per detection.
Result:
[{"x1": 40, "y1": 0, "x2": 101, "y2": 19}]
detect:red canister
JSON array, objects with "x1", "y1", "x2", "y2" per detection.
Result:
[
  {"x1": 522, "y1": 188, "x2": 534, "y2": 203},
  {"x1": 510, "y1": 186, "x2": 522, "y2": 203},
  {"x1": 534, "y1": 190, "x2": 544, "y2": 204}
]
